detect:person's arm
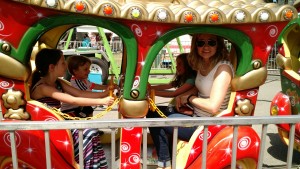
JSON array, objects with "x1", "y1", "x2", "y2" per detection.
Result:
[
  {"x1": 175, "y1": 87, "x2": 198, "y2": 111},
  {"x1": 93, "y1": 83, "x2": 109, "y2": 90},
  {"x1": 33, "y1": 83, "x2": 114, "y2": 106},
  {"x1": 155, "y1": 82, "x2": 194, "y2": 97},
  {"x1": 59, "y1": 79, "x2": 109, "y2": 98},
  {"x1": 150, "y1": 83, "x2": 173, "y2": 90},
  {"x1": 178, "y1": 64, "x2": 233, "y2": 115}
]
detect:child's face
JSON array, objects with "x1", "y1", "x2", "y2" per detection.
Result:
[
  {"x1": 54, "y1": 55, "x2": 67, "y2": 77},
  {"x1": 176, "y1": 58, "x2": 185, "y2": 75},
  {"x1": 73, "y1": 62, "x2": 91, "y2": 80}
]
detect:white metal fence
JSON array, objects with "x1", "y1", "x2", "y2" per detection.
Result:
[
  {"x1": 267, "y1": 42, "x2": 280, "y2": 75},
  {"x1": 0, "y1": 115, "x2": 300, "y2": 169},
  {"x1": 58, "y1": 40, "x2": 280, "y2": 73},
  {"x1": 57, "y1": 40, "x2": 123, "y2": 53}
]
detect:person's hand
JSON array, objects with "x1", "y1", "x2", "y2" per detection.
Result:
[
  {"x1": 175, "y1": 96, "x2": 182, "y2": 111},
  {"x1": 175, "y1": 95, "x2": 194, "y2": 115},
  {"x1": 102, "y1": 96, "x2": 115, "y2": 106},
  {"x1": 101, "y1": 86, "x2": 113, "y2": 96},
  {"x1": 175, "y1": 95, "x2": 188, "y2": 111},
  {"x1": 181, "y1": 95, "x2": 189, "y2": 105},
  {"x1": 178, "y1": 107, "x2": 193, "y2": 116}
]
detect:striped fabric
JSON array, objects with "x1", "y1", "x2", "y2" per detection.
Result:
[
  {"x1": 33, "y1": 81, "x2": 62, "y2": 109},
  {"x1": 33, "y1": 81, "x2": 107, "y2": 168},
  {"x1": 74, "y1": 79, "x2": 89, "y2": 90},
  {"x1": 36, "y1": 97, "x2": 61, "y2": 109},
  {"x1": 71, "y1": 77, "x2": 95, "y2": 91},
  {"x1": 72, "y1": 129, "x2": 108, "y2": 169},
  {"x1": 61, "y1": 77, "x2": 95, "y2": 112}
]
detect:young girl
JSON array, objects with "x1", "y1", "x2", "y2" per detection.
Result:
[
  {"x1": 147, "y1": 53, "x2": 197, "y2": 169},
  {"x1": 61, "y1": 55, "x2": 110, "y2": 118},
  {"x1": 149, "y1": 53, "x2": 196, "y2": 98},
  {"x1": 30, "y1": 48, "x2": 114, "y2": 169},
  {"x1": 148, "y1": 53, "x2": 197, "y2": 115}
]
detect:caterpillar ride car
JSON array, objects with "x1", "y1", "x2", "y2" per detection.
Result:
[
  {"x1": 270, "y1": 1, "x2": 300, "y2": 155},
  {"x1": 0, "y1": 0, "x2": 297, "y2": 168}
]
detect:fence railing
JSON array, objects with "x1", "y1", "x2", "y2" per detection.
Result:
[
  {"x1": 0, "y1": 115, "x2": 299, "y2": 169},
  {"x1": 58, "y1": 40, "x2": 280, "y2": 73},
  {"x1": 58, "y1": 40, "x2": 123, "y2": 53}
]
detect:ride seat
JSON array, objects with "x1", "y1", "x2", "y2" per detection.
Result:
[
  {"x1": 284, "y1": 24, "x2": 300, "y2": 73},
  {"x1": 27, "y1": 47, "x2": 78, "y2": 168},
  {"x1": 275, "y1": 24, "x2": 300, "y2": 88},
  {"x1": 175, "y1": 45, "x2": 265, "y2": 168}
]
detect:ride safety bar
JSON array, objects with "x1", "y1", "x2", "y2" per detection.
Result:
[{"x1": 0, "y1": 115, "x2": 299, "y2": 169}]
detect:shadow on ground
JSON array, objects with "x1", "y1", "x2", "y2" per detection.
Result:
[{"x1": 267, "y1": 133, "x2": 300, "y2": 167}]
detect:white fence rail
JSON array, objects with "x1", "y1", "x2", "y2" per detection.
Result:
[
  {"x1": 58, "y1": 40, "x2": 280, "y2": 73},
  {"x1": 0, "y1": 115, "x2": 299, "y2": 169},
  {"x1": 58, "y1": 40, "x2": 123, "y2": 53}
]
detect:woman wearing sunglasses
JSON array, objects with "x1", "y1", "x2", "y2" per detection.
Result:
[
  {"x1": 178, "y1": 33, "x2": 235, "y2": 116},
  {"x1": 148, "y1": 34, "x2": 234, "y2": 169}
]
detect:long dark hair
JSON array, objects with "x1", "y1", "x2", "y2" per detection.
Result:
[
  {"x1": 170, "y1": 53, "x2": 197, "y2": 88},
  {"x1": 30, "y1": 48, "x2": 62, "y2": 91}
]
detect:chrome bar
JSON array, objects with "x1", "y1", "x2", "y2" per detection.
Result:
[
  {"x1": 231, "y1": 126, "x2": 238, "y2": 169},
  {"x1": 287, "y1": 124, "x2": 295, "y2": 169},
  {"x1": 111, "y1": 128, "x2": 116, "y2": 169},
  {"x1": 172, "y1": 127, "x2": 178, "y2": 168},
  {"x1": 79, "y1": 129, "x2": 84, "y2": 169},
  {"x1": 2, "y1": 116, "x2": 300, "y2": 130},
  {"x1": 1, "y1": 115, "x2": 300, "y2": 168},
  {"x1": 142, "y1": 127, "x2": 147, "y2": 169},
  {"x1": 0, "y1": 105, "x2": 3, "y2": 120},
  {"x1": 9, "y1": 131, "x2": 18, "y2": 169},
  {"x1": 44, "y1": 130, "x2": 51, "y2": 169},
  {"x1": 258, "y1": 124, "x2": 268, "y2": 169},
  {"x1": 201, "y1": 126, "x2": 208, "y2": 169}
]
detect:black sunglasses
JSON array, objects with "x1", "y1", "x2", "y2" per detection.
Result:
[{"x1": 196, "y1": 40, "x2": 217, "y2": 47}]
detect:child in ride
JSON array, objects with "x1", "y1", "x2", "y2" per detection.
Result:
[
  {"x1": 148, "y1": 53, "x2": 197, "y2": 115},
  {"x1": 61, "y1": 55, "x2": 110, "y2": 117},
  {"x1": 30, "y1": 48, "x2": 114, "y2": 169}
]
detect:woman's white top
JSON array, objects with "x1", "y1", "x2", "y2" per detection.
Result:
[{"x1": 193, "y1": 61, "x2": 234, "y2": 117}]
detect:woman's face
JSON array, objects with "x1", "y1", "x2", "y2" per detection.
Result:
[{"x1": 196, "y1": 34, "x2": 217, "y2": 61}]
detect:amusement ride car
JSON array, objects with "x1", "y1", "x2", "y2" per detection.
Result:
[{"x1": 0, "y1": 0, "x2": 297, "y2": 168}]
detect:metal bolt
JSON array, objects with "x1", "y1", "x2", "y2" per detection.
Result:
[
  {"x1": 253, "y1": 61, "x2": 261, "y2": 69},
  {"x1": 130, "y1": 89, "x2": 139, "y2": 99},
  {"x1": 2, "y1": 43, "x2": 11, "y2": 52}
]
